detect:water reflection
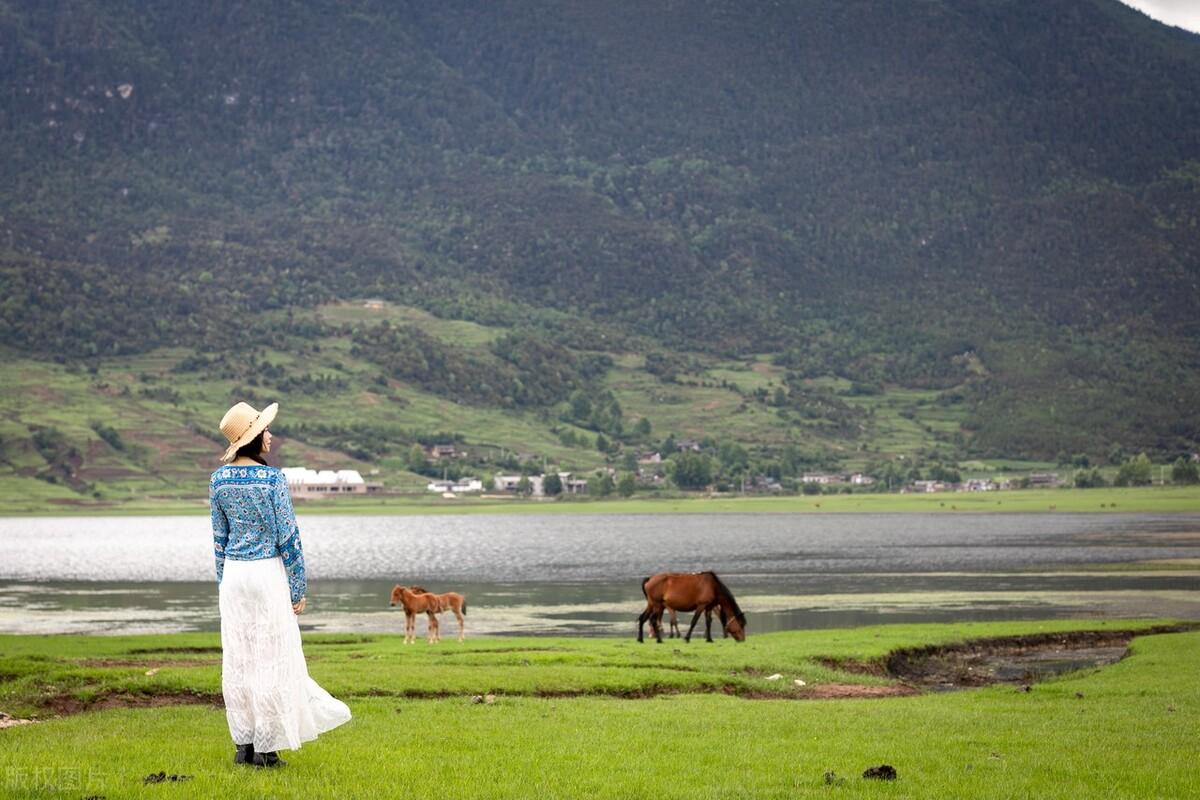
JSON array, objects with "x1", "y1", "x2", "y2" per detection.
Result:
[{"x1": 0, "y1": 513, "x2": 1197, "y2": 635}]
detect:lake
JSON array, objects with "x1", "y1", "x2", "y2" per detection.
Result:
[{"x1": 1, "y1": 513, "x2": 1198, "y2": 636}]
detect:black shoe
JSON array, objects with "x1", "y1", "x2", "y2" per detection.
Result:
[
  {"x1": 234, "y1": 743, "x2": 254, "y2": 765},
  {"x1": 252, "y1": 751, "x2": 287, "y2": 768}
]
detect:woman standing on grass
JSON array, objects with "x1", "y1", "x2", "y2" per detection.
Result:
[{"x1": 210, "y1": 401, "x2": 351, "y2": 768}]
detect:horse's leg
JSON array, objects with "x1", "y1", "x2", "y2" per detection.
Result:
[
  {"x1": 637, "y1": 606, "x2": 651, "y2": 643},
  {"x1": 669, "y1": 609, "x2": 679, "y2": 638},
  {"x1": 683, "y1": 609, "x2": 704, "y2": 643},
  {"x1": 454, "y1": 607, "x2": 465, "y2": 642},
  {"x1": 651, "y1": 603, "x2": 664, "y2": 643},
  {"x1": 405, "y1": 610, "x2": 414, "y2": 644},
  {"x1": 704, "y1": 606, "x2": 715, "y2": 642}
]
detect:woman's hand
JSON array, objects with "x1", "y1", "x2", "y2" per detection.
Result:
[{"x1": 293, "y1": 596, "x2": 307, "y2": 615}]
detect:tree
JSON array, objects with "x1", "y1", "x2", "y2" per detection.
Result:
[
  {"x1": 406, "y1": 444, "x2": 428, "y2": 473},
  {"x1": 1114, "y1": 452, "x2": 1152, "y2": 486},
  {"x1": 617, "y1": 472, "x2": 636, "y2": 497},
  {"x1": 1171, "y1": 457, "x2": 1199, "y2": 485},
  {"x1": 801, "y1": 481, "x2": 822, "y2": 495},
  {"x1": 633, "y1": 417, "x2": 652, "y2": 438},
  {"x1": 516, "y1": 475, "x2": 532, "y2": 496},
  {"x1": 1074, "y1": 468, "x2": 1106, "y2": 489},
  {"x1": 590, "y1": 472, "x2": 615, "y2": 497},
  {"x1": 668, "y1": 451, "x2": 714, "y2": 490},
  {"x1": 596, "y1": 433, "x2": 610, "y2": 453},
  {"x1": 543, "y1": 472, "x2": 563, "y2": 496}
]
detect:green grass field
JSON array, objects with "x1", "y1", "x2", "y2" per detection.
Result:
[
  {"x1": 3, "y1": 484, "x2": 1198, "y2": 517},
  {"x1": 1, "y1": 620, "x2": 1197, "y2": 798}
]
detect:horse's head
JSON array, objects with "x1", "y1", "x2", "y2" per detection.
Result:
[
  {"x1": 724, "y1": 614, "x2": 746, "y2": 642},
  {"x1": 389, "y1": 584, "x2": 405, "y2": 607}
]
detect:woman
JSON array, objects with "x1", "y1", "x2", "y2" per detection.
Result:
[{"x1": 210, "y1": 401, "x2": 351, "y2": 768}]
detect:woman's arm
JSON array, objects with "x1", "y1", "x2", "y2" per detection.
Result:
[
  {"x1": 272, "y1": 475, "x2": 307, "y2": 606},
  {"x1": 210, "y1": 477, "x2": 229, "y2": 584}
]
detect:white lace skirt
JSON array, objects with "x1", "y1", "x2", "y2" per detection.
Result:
[{"x1": 219, "y1": 557, "x2": 351, "y2": 752}]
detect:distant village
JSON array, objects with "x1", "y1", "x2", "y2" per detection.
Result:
[{"x1": 278, "y1": 439, "x2": 1093, "y2": 500}]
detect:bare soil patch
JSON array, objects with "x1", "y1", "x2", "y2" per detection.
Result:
[
  {"x1": 126, "y1": 646, "x2": 221, "y2": 655},
  {"x1": 77, "y1": 658, "x2": 220, "y2": 668},
  {"x1": 42, "y1": 690, "x2": 222, "y2": 716},
  {"x1": 823, "y1": 624, "x2": 1199, "y2": 691}
]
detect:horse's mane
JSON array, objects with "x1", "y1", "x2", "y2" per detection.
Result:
[
  {"x1": 704, "y1": 571, "x2": 746, "y2": 626},
  {"x1": 409, "y1": 585, "x2": 429, "y2": 594}
]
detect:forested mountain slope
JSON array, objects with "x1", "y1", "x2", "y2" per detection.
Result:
[{"x1": 1, "y1": 0, "x2": 1198, "y2": 471}]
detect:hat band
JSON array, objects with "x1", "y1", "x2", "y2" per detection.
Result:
[{"x1": 227, "y1": 412, "x2": 261, "y2": 445}]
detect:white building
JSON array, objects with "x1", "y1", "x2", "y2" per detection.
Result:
[
  {"x1": 281, "y1": 467, "x2": 367, "y2": 496},
  {"x1": 493, "y1": 472, "x2": 588, "y2": 497},
  {"x1": 426, "y1": 478, "x2": 484, "y2": 494}
]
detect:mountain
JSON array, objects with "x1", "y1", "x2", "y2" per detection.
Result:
[{"x1": 1, "y1": 0, "x2": 1199, "y2": 501}]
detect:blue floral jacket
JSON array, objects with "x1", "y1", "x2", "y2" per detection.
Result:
[{"x1": 209, "y1": 464, "x2": 306, "y2": 604}]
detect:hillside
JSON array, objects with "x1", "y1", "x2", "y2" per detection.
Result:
[{"x1": 1, "y1": 0, "x2": 1199, "y2": 501}]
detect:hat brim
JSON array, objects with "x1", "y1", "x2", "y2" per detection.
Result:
[{"x1": 220, "y1": 402, "x2": 278, "y2": 463}]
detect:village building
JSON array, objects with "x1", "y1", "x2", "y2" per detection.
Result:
[
  {"x1": 281, "y1": 467, "x2": 373, "y2": 496},
  {"x1": 962, "y1": 478, "x2": 998, "y2": 492},
  {"x1": 848, "y1": 473, "x2": 876, "y2": 486},
  {"x1": 426, "y1": 477, "x2": 484, "y2": 494},
  {"x1": 492, "y1": 472, "x2": 588, "y2": 497},
  {"x1": 425, "y1": 444, "x2": 463, "y2": 459},
  {"x1": 802, "y1": 473, "x2": 844, "y2": 485},
  {"x1": 676, "y1": 440, "x2": 702, "y2": 452},
  {"x1": 1027, "y1": 472, "x2": 1062, "y2": 487},
  {"x1": 907, "y1": 480, "x2": 951, "y2": 493}
]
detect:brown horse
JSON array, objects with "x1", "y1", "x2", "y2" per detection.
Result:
[
  {"x1": 637, "y1": 571, "x2": 746, "y2": 643},
  {"x1": 389, "y1": 584, "x2": 468, "y2": 642},
  {"x1": 389, "y1": 585, "x2": 442, "y2": 644},
  {"x1": 426, "y1": 589, "x2": 468, "y2": 643}
]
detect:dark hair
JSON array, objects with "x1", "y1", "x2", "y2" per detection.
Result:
[{"x1": 234, "y1": 431, "x2": 269, "y2": 466}]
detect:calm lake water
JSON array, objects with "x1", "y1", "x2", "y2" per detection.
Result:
[{"x1": 1, "y1": 513, "x2": 1198, "y2": 636}]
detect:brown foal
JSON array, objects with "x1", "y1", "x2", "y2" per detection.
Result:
[{"x1": 389, "y1": 584, "x2": 468, "y2": 643}]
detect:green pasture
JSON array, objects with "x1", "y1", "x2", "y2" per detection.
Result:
[
  {"x1": 1, "y1": 620, "x2": 1197, "y2": 798},
  {"x1": 3, "y1": 484, "x2": 1198, "y2": 517}
]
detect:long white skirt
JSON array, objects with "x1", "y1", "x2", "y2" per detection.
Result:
[{"x1": 219, "y1": 556, "x2": 351, "y2": 752}]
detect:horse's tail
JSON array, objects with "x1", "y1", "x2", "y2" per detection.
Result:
[
  {"x1": 705, "y1": 571, "x2": 746, "y2": 626},
  {"x1": 461, "y1": 597, "x2": 467, "y2": 616},
  {"x1": 641, "y1": 575, "x2": 651, "y2": 599}
]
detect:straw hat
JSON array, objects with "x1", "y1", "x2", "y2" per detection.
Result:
[{"x1": 218, "y1": 401, "x2": 278, "y2": 463}]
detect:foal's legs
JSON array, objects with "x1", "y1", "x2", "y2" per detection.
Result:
[
  {"x1": 453, "y1": 607, "x2": 465, "y2": 642},
  {"x1": 425, "y1": 611, "x2": 440, "y2": 643},
  {"x1": 404, "y1": 611, "x2": 416, "y2": 644}
]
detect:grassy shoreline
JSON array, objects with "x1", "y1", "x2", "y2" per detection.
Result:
[
  {"x1": 1, "y1": 620, "x2": 1197, "y2": 798},
  {"x1": 3, "y1": 484, "x2": 1199, "y2": 517}
]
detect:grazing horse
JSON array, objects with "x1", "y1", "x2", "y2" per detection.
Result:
[
  {"x1": 637, "y1": 571, "x2": 746, "y2": 643},
  {"x1": 389, "y1": 585, "x2": 442, "y2": 644}
]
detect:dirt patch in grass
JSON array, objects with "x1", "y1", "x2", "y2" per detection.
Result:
[
  {"x1": 78, "y1": 658, "x2": 221, "y2": 668},
  {"x1": 126, "y1": 646, "x2": 221, "y2": 655},
  {"x1": 822, "y1": 624, "x2": 1200, "y2": 690},
  {"x1": 42, "y1": 689, "x2": 222, "y2": 716}
]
